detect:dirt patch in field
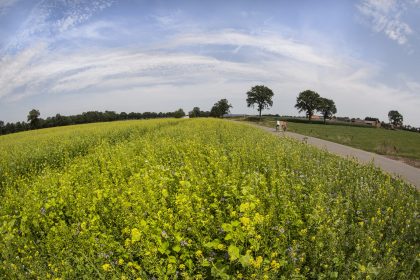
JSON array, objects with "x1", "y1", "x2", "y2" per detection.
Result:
[{"x1": 386, "y1": 156, "x2": 420, "y2": 169}]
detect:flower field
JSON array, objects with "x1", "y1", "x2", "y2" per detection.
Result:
[{"x1": 0, "y1": 119, "x2": 418, "y2": 279}]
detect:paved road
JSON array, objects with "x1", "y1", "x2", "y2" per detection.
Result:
[{"x1": 253, "y1": 124, "x2": 420, "y2": 190}]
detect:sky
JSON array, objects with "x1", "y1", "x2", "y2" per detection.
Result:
[{"x1": 0, "y1": 0, "x2": 420, "y2": 126}]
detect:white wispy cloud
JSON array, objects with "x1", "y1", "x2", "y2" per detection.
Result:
[
  {"x1": 4, "y1": 0, "x2": 114, "y2": 51},
  {"x1": 1, "y1": 25, "x2": 419, "y2": 125},
  {"x1": 167, "y1": 30, "x2": 339, "y2": 68},
  {"x1": 357, "y1": 0, "x2": 413, "y2": 45}
]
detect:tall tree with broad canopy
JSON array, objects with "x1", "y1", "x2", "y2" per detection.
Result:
[
  {"x1": 189, "y1": 107, "x2": 201, "y2": 118},
  {"x1": 295, "y1": 90, "x2": 321, "y2": 121},
  {"x1": 210, "y1": 99, "x2": 232, "y2": 118},
  {"x1": 388, "y1": 110, "x2": 403, "y2": 127},
  {"x1": 246, "y1": 85, "x2": 274, "y2": 118},
  {"x1": 317, "y1": 97, "x2": 337, "y2": 124},
  {"x1": 27, "y1": 109, "x2": 41, "y2": 129}
]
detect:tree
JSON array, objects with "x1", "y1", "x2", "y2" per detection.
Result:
[
  {"x1": 388, "y1": 110, "x2": 403, "y2": 127},
  {"x1": 317, "y1": 98, "x2": 337, "y2": 124},
  {"x1": 173, "y1": 108, "x2": 186, "y2": 118},
  {"x1": 210, "y1": 99, "x2": 232, "y2": 118},
  {"x1": 246, "y1": 85, "x2": 274, "y2": 118},
  {"x1": 27, "y1": 109, "x2": 41, "y2": 129},
  {"x1": 295, "y1": 90, "x2": 321, "y2": 121},
  {"x1": 189, "y1": 107, "x2": 201, "y2": 118}
]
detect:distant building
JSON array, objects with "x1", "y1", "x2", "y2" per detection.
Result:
[
  {"x1": 364, "y1": 120, "x2": 381, "y2": 128},
  {"x1": 351, "y1": 118, "x2": 364, "y2": 124}
]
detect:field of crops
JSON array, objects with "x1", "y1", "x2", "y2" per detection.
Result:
[{"x1": 0, "y1": 119, "x2": 418, "y2": 279}]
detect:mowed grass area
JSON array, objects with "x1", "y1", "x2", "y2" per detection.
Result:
[
  {"x1": 246, "y1": 117, "x2": 420, "y2": 160},
  {"x1": 0, "y1": 119, "x2": 418, "y2": 279}
]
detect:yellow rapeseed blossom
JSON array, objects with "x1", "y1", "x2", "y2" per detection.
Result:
[
  {"x1": 195, "y1": 250, "x2": 203, "y2": 258},
  {"x1": 0, "y1": 118, "x2": 417, "y2": 279},
  {"x1": 271, "y1": 260, "x2": 281, "y2": 270},
  {"x1": 102, "y1": 263, "x2": 111, "y2": 271},
  {"x1": 253, "y1": 256, "x2": 263, "y2": 268},
  {"x1": 240, "y1": 217, "x2": 251, "y2": 226},
  {"x1": 131, "y1": 228, "x2": 141, "y2": 242}
]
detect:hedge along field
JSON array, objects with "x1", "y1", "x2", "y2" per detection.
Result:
[{"x1": 0, "y1": 119, "x2": 418, "y2": 279}]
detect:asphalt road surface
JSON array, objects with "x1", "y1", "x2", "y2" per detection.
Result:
[{"x1": 254, "y1": 124, "x2": 420, "y2": 190}]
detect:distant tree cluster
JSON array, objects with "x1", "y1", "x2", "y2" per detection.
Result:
[
  {"x1": 0, "y1": 109, "x2": 186, "y2": 136},
  {"x1": 189, "y1": 99, "x2": 233, "y2": 118},
  {"x1": 188, "y1": 107, "x2": 211, "y2": 118},
  {"x1": 211, "y1": 99, "x2": 232, "y2": 118},
  {"x1": 295, "y1": 90, "x2": 337, "y2": 123}
]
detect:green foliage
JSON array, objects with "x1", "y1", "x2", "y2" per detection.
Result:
[
  {"x1": 189, "y1": 107, "x2": 201, "y2": 118},
  {"x1": 0, "y1": 119, "x2": 418, "y2": 279},
  {"x1": 317, "y1": 98, "x2": 337, "y2": 124},
  {"x1": 173, "y1": 108, "x2": 186, "y2": 118},
  {"x1": 210, "y1": 99, "x2": 232, "y2": 118},
  {"x1": 388, "y1": 110, "x2": 403, "y2": 127},
  {"x1": 249, "y1": 117, "x2": 420, "y2": 160},
  {"x1": 27, "y1": 109, "x2": 41, "y2": 129},
  {"x1": 246, "y1": 85, "x2": 274, "y2": 118},
  {"x1": 295, "y1": 90, "x2": 321, "y2": 120}
]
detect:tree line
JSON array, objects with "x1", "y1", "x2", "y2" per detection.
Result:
[
  {"x1": 0, "y1": 85, "x2": 414, "y2": 135},
  {"x1": 0, "y1": 109, "x2": 187, "y2": 136}
]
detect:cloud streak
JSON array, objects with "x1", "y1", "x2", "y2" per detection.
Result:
[
  {"x1": 4, "y1": 0, "x2": 114, "y2": 51},
  {"x1": 357, "y1": 0, "x2": 413, "y2": 45},
  {"x1": 1, "y1": 25, "x2": 419, "y2": 125}
]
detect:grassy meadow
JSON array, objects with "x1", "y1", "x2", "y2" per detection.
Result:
[
  {"x1": 0, "y1": 119, "x2": 418, "y2": 279},
  {"x1": 246, "y1": 117, "x2": 420, "y2": 160}
]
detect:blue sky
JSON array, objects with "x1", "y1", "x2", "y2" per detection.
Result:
[{"x1": 1, "y1": 0, "x2": 420, "y2": 126}]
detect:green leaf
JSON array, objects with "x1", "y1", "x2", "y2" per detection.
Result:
[
  {"x1": 239, "y1": 254, "x2": 252, "y2": 267},
  {"x1": 168, "y1": 255, "x2": 177, "y2": 263},
  {"x1": 228, "y1": 244, "x2": 240, "y2": 261},
  {"x1": 221, "y1": 223, "x2": 232, "y2": 232}
]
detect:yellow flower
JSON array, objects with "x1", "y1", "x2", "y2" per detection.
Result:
[
  {"x1": 240, "y1": 217, "x2": 251, "y2": 226},
  {"x1": 131, "y1": 228, "x2": 141, "y2": 242},
  {"x1": 195, "y1": 250, "x2": 203, "y2": 258},
  {"x1": 271, "y1": 260, "x2": 281, "y2": 270},
  {"x1": 102, "y1": 263, "x2": 111, "y2": 271},
  {"x1": 253, "y1": 256, "x2": 263, "y2": 268}
]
